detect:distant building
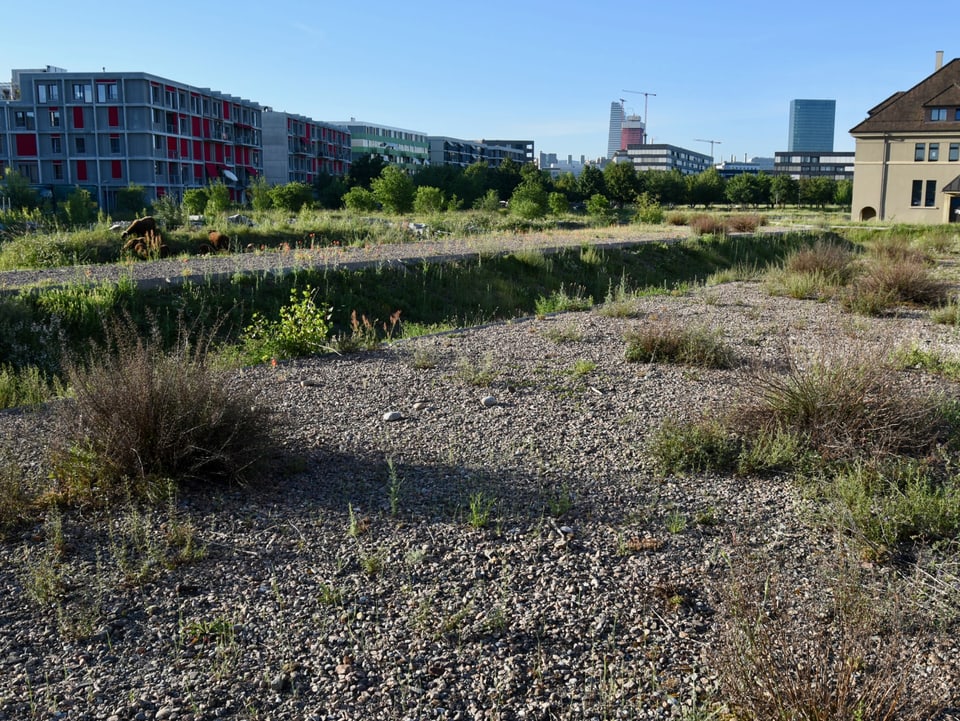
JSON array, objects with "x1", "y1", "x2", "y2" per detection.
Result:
[
  {"x1": 479, "y1": 139, "x2": 534, "y2": 164},
  {"x1": 538, "y1": 152, "x2": 588, "y2": 178},
  {"x1": 0, "y1": 66, "x2": 264, "y2": 209},
  {"x1": 715, "y1": 157, "x2": 776, "y2": 179},
  {"x1": 428, "y1": 137, "x2": 533, "y2": 168},
  {"x1": 620, "y1": 114, "x2": 646, "y2": 149},
  {"x1": 788, "y1": 99, "x2": 836, "y2": 152},
  {"x1": 612, "y1": 144, "x2": 712, "y2": 175},
  {"x1": 774, "y1": 151, "x2": 854, "y2": 180},
  {"x1": 334, "y1": 120, "x2": 429, "y2": 171},
  {"x1": 850, "y1": 51, "x2": 960, "y2": 223},
  {"x1": 607, "y1": 101, "x2": 624, "y2": 160},
  {"x1": 262, "y1": 111, "x2": 350, "y2": 186}
]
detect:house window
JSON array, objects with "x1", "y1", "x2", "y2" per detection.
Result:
[
  {"x1": 929, "y1": 143, "x2": 940, "y2": 161},
  {"x1": 75, "y1": 137, "x2": 86, "y2": 154},
  {"x1": 110, "y1": 136, "x2": 121, "y2": 154},
  {"x1": 49, "y1": 110, "x2": 61, "y2": 128},
  {"x1": 52, "y1": 162, "x2": 64, "y2": 180},
  {"x1": 911, "y1": 180, "x2": 923, "y2": 206},
  {"x1": 925, "y1": 180, "x2": 937, "y2": 207},
  {"x1": 154, "y1": 135, "x2": 163, "y2": 151},
  {"x1": 951, "y1": 143, "x2": 960, "y2": 162},
  {"x1": 51, "y1": 136, "x2": 62, "y2": 154},
  {"x1": 73, "y1": 83, "x2": 92, "y2": 102},
  {"x1": 915, "y1": 143, "x2": 926, "y2": 161},
  {"x1": 931, "y1": 108, "x2": 947, "y2": 121}
]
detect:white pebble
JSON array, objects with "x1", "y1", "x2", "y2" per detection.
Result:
[
  {"x1": 383, "y1": 411, "x2": 403, "y2": 422},
  {"x1": 480, "y1": 395, "x2": 497, "y2": 407}
]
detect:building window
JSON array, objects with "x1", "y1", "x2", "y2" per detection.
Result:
[
  {"x1": 49, "y1": 110, "x2": 61, "y2": 128},
  {"x1": 75, "y1": 137, "x2": 86, "y2": 154},
  {"x1": 73, "y1": 83, "x2": 92, "y2": 102},
  {"x1": 154, "y1": 135, "x2": 163, "y2": 151},
  {"x1": 911, "y1": 180, "x2": 923, "y2": 206},
  {"x1": 951, "y1": 143, "x2": 960, "y2": 162},
  {"x1": 96, "y1": 82, "x2": 118, "y2": 103},
  {"x1": 925, "y1": 180, "x2": 937, "y2": 207},
  {"x1": 915, "y1": 143, "x2": 926, "y2": 161},
  {"x1": 52, "y1": 162, "x2": 64, "y2": 180},
  {"x1": 14, "y1": 110, "x2": 35, "y2": 129},
  {"x1": 110, "y1": 136, "x2": 121, "y2": 154},
  {"x1": 929, "y1": 143, "x2": 940, "y2": 161},
  {"x1": 51, "y1": 136, "x2": 62, "y2": 154},
  {"x1": 931, "y1": 108, "x2": 947, "y2": 121}
]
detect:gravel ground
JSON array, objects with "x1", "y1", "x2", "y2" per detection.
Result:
[{"x1": 1, "y1": 240, "x2": 960, "y2": 719}]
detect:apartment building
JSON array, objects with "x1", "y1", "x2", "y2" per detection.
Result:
[
  {"x1": 0, "y1": 66, "x2": 264, "y2": 210},
  {"x1": 850, "y1": 53, "x2": 960, "y2": 223},
  {"x1": 428, "y1": 137, "x2": 535, "y2": 168},
  {"x1": 335, "y1": 120, "x2": 429, "y2": 172},
  {"x1": 262, "y1": 111, "x2": 351, "y2": 186}
]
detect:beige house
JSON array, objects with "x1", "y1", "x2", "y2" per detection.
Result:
[{"x1": 850, "y1": 53, "x2": 960, "y2": 223}]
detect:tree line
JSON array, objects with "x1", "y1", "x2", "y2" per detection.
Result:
[{"x1": 1, "y1": 158, "x2": 852, "y2": 226}]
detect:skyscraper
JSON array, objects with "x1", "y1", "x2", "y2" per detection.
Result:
[
  {"x1": 607, "y1": 101, "x2": 625, "y2": 159},
  {"x1": 787, "y1": 99, "x2": 836, "y2": 152}
]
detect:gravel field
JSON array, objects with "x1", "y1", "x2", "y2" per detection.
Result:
[{"x1": 1, "y1": 235, "x2": 960, "y2": 719}]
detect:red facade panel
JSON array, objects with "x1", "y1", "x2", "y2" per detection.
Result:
[
  {"x1": 73, "y1": 107, "x2": 84, "y2": 129},
  {"x1": 76, "y1": 160, "x2": 87, "y2": 181},
  {"x1": 181, "y1": 139, "x2": 189, "y2": 157},
  {"x1": 192, "y1": 117, "x2": 201, "y2": 137},
  {"x1": 108, "y1": 107, "x2": 120, "y2": 127},
  {"x1": 112, "y1": 160, "x2": 122, "y2": 179},
  {"x1": 15, "y1": 134, "x2": 37, "y2": 156},
  {"x1": 223, "y1": 104, "x2": 230, "y2": 120}
]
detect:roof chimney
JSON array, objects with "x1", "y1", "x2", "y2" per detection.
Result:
[{"x1": 936, "y1": 50, "x2": 944, "y2": 70}]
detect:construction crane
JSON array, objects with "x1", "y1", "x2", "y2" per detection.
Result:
[
  {"x1": 622, "y1": 89, "x2": 656, "y2": 126},
  {"x1": 694, "y1": 138, "x2": 722, "y2": 161}
]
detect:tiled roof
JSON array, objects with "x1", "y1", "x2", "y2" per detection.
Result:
[{"x1": 850, "y1": 58, "x2": 960, "y2": 135}]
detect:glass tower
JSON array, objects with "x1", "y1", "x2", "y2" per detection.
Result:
[{"x1": 788, "y1": 99, "x2": 836, "y2": 152}]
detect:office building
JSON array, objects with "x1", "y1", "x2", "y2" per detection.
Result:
[
  {"x1": 788, "y1": 99, "x2": 836, "y2": 152},
  {"x1": 607, "y1": 101, "x2": 624, "y2": 160},
  {"x1": 612, "y1": 144, "x2": 712, "y2": 175}
]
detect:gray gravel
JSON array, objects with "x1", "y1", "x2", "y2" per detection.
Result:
[{"x1": 2, "y1": 274, "x2": 960, "y2": 718}]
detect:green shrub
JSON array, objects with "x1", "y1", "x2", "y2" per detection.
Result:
[
  {"x1": 58, "y1": 318, "x2": 277, "y2": 495},
  {"x1": 648, "y1": 417, "x2": 741, "y2": 474},
  {"x1": 0, "y1": 364, "x2": 64, "y2": 409},
  {"x1": 243, "y1": 286, "x2": 333, "y2": 362}
]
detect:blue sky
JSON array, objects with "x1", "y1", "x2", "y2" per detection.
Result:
[{"x1": 2, "y1": 1, "x2": 954, "y2": 162}]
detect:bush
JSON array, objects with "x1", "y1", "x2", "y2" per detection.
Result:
[
  {"x1": 648, "y1": 417, "x2": 740, "y2": 474},
  {"x1": 634, "y1": 193, "x2": 665, "y2": 225},
  {"x1": 842, "y1": 259, "x2": 949, "y2": 315},
  {"x1": 58, "y1": 318, "x2": 277, "y2": 494},
  {"x1": 726, "y1": 214, "x2": 764, "y2": 232},
  {"x1": 714, "y1": 561, "x2": 944, "y2": 721},
  {"x1": 783, "y1": 240, "x2": 856, "y2": 281},
  {"x1": 688, "y1": 214, "x2": 726, "y2": 236},
  {"x1": 624, "y1": 322, "x2": 735, "y2": 369},
  {"x1": 343, "y1": 186, "x2": 379, "y2": 213},
  {"x1": 733, "y1": 352, "x2": 944, "y2": 462},
  {"x1": 242, "y1": 286, "x2": 333, "y2": 362},
  {"x1": 414, "y1": 186, "x2": 445, "y2": 215}
]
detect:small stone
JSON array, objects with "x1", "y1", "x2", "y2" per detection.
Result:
[
  {"x1": 383, "y1": 411, "x2": 403, "y2": 422},
  {"x1": 413, "y1": 400, "x2": 428, "y2": 411},
  {"x1": 480, "y1": 395, "x2": 497, "y2": 407}
]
